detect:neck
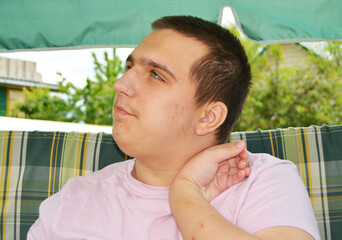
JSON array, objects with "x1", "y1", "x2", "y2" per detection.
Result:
[
  {"x1": 131, "y1": 160, "x2": 179, "y2": 186},
  {"x1": 131, "y1": 136, "x2": 217, "y2": 186}
]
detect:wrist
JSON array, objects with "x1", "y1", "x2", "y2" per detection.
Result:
[{"x1": 169, "y1": 178, "x2": 209, "y2": 209}]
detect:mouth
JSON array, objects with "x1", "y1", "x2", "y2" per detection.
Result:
[{"x1": 115, "y1": 105, "x2": 134, "y2": 117}]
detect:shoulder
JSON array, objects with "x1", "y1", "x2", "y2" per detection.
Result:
[
  {"x1": 31, "y1": 160, "x2": 134, "y2": 236},
  {"x1": 41, "y1": 160, "x2": 133, "y2": 208},
  {"x1": 243, "y1": 152, "x2": 308, "y2": 202},
  {"x1": 65, "y1": 160, "x2": 132, "y2": 191},
  {"x1": 228, "y1": 153, "x2": 319, "y2": 239},
  {"x1": 245, "y1": 152, "x2": 302, "y2": 186},
  {"x1": 214, "y1": 152, "x2": 303, "y2": 205},
  {"x1": 28, "y1": 160, "x2": 135, "y2": 238},
  {"x1": 247, "y1": 152, "x2": 298, "y2": 173}
]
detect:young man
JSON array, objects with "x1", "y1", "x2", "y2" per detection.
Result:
[{"x1": 28, "y1": 16, "x2": 320, "y2": 240}]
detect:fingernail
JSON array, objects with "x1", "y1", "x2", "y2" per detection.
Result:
[{"x1": 236, "y1": 141, "x2": 245, "y2": 148}]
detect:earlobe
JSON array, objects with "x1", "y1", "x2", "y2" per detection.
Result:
[{"x1": 195, "y1": 102, "x2": 228, "y2": 136}]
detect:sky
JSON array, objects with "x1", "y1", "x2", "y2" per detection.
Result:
[
  {"x1": 0, "y1": 48, "x2": 133, "y2": 88},
  {"x1": 0, "y1": 8, "x2": 236, "y2": 88}
]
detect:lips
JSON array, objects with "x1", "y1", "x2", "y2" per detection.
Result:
[{"x1": 115, "y1": 105, "x2": 134, "y2": 116}]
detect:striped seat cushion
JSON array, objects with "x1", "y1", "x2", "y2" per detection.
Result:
[
  {"x1": 1, "y1": 125, "x2": 341, "y2": 239},
  {"x1": 230, "y1": 125, "x2": 342, "y2": 240}
]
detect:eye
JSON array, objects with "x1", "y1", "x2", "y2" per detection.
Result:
[
  {"x1": 152, "y1": 71, "x2": 164, "y2": 82},
  {"x1": 125, "y1": 65, "x2": 132, "y2": 72}
]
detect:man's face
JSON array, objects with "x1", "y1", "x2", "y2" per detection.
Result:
[{"x1": 112, "y1": 29, "x2": 208, "y2": 159}]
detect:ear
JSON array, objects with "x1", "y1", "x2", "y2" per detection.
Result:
[{"x1": 195, "y1": 101, "x2": 228, "y2": 136}]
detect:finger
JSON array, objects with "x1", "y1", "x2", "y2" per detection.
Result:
[
  {"x1": 239, "y1": 149, "x2": 249, "y2": 160},
  {"x1": 237, "y1": 150, "x2": 249, "y2": 170},
  {"x1": 225, "y1": 156, "x2": 240, "y2": 168},
  {"x1": 245, "y1": 167, "x2": 251, "y2": 177},
  {"x1": 225, "y1": 156, "x2": 246, "y2": 172},
  {"x1": 238, "y1": 159, "x2": 248, "y2": 169},
  {"x1": 237, "y1": 169, "x2": 248, "y2": 182},
  {"x1": 204, "y1": 141, "x2": 246, "y2": 164}
]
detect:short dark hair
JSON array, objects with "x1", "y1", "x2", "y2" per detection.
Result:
[{"x1": 152, "y1": 16, "x2": 252, "y2": 144}]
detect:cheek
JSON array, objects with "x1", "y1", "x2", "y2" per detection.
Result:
[
  {"x1": 143, "y1": 91, "x2": 197, "y2": 131},
  {"x1": 166, "y1": 103, "x2": 181, "y2": 121},
  {"x1": 162, "y1": 99, "x2": 196, "y2": 128},
  {"x1": 169, "y1": 103, "x2": 187, "y2": 119}
]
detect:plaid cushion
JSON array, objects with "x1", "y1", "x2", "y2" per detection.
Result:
[
  {"x1": 230, "y1": 125, "x2": 342, "y2": 240},
  {"x1": 0, "y1": 131, "x2": 127, "y2": 239},
  {"x1": 1, "y1": 125, "x2": 341, "y2": 239}
]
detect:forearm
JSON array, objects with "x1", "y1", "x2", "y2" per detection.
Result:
[{"x1": 169, "y1": 180, "x2": 259, "y2": 240}]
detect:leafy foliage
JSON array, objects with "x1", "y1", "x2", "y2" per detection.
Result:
[
  {"x1": 12, "y1": 87, "x2": 72, "y2": 122},
  {"x1": 11, "y1": 35, "x2": 342, "y2": 131},
  {"x1": 12, "y1": 49, "x2": 124, "y2": 125},
  {"x1": 233, "y1": 34, "x2": 342, "y2": 131}
]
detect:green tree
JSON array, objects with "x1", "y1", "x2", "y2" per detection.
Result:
[
  {"x1": 233, "y1": 38, "x2": 342, "y2": 131},
  {"x1": 12, "y1": 49, "x2": 124, "y2": 125},
  {"x1": 12, "y1": 35, "x2": 342, "y2": 131},
  {"x1": 12, "y1": 87, "x2": 74, "y2": 122}
]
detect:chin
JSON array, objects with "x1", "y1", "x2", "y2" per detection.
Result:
[{"x1": 112, "y1": 129, "x2": 137, "y2": 158}]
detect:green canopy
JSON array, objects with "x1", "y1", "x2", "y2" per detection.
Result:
[{"x1": 0, "y1": 0, "x2": 341, "y2": 52}]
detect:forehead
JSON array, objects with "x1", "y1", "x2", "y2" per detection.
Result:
[{"x1": 131, "y1": 29, "x2": 208, "y2": 80}]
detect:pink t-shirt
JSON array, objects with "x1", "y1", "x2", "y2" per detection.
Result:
[{"x1": 27, "y1": 153, "x2": 320, "y2": 240}]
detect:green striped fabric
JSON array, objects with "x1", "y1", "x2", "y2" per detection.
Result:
[
  {"x1": 0, "y1": 131, "x2": 128, "y2": 239},
  {"x1": 230, "y1": 125, "x2": 342, "y2": 240},
  {"x1": 1, "y1": 125, "x2": 341, "y2": 239}
]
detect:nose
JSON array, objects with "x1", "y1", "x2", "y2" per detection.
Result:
[{"x1": 113, "y1": 71, "x2": 136, "y2": 97}]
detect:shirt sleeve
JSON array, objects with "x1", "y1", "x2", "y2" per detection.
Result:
[
  {"x1": 27, "y1": 219, "x2": 43, "y2": 239},
  {"x1": 26, "y1": 187, "x2": 64, "y2": 239},
  {"x1": 236, "y1": 155, "x2": 321, "y2": 240}
]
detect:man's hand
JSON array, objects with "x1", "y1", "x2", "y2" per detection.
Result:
[
  {"x1": 172, "y1": 141, "x2": 250, "y2": 202},
  {"x1": 169, "y1": 141, "x2": 315, "y2": 240},
  {"x1": 169, "y1": 141, "x2": 257, "y2": 240}
]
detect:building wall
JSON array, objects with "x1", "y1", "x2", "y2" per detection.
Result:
[
  {"x1": 7, "y1": 88, "x2": 25, "y2": 115},
  {"x1": 267, "y1": 44, "x2": 316, "y2": 70},
  {"x1": 0, "y1": 87, "x2": 25, "y2": 116},
  {"x1": 281, "y1": 44, "x2": 311, "y2": 68},
  {"x1": 0, "y1": 57, "x2": 42, "y2": 82},
  {"x1": 0, "y1": 56, "x2": 47, "y2": 116}
]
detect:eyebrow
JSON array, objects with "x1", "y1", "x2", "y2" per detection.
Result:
[{"x1": 126, "y1": 54, "x2": 177, "y2": 81}]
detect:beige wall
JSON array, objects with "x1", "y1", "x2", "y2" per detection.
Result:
[
  {"x1": 7, "y1": 88, "x2": 25, "y2": 115},
  {"x1": 282, "y1": 44, "x2": 311, "y2": 68},
  {"x1": 0, "y1": 57, "x2": 42, "y2": 82},
  {"x1": 267, "y1": 44, "x2": 316, "y2": 70}
]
